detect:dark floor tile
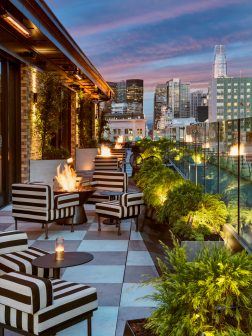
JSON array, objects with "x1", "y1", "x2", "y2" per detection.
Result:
[
  {"x1": 84, "y1": 231, "x2": 130, "y2": 240},
  {"x1": 87, "y1": 283, "x2": 122, "y2": 306},
  {"x1": 128, "y1": 240, "x2": 147, "y2": 251},
  {"x1": 31, "y1": 240, "x2": 82, "y2": 252},
  {"x1": 88, "y1": 252, "x2": 127, "y2": 265},
  {"x1": 116, "y1": 307, "x2": 154, "y2": 336},
  {"x1": 124, "y1": 266, "x2": 158, "y2": 283},
  {"x1": 50, "y1": 222, "x2": 91, "y2": 231}
]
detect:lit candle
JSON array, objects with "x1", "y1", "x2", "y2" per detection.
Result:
[{"x1": 55, "y1": 237, "x2": 64, "y2": 261}]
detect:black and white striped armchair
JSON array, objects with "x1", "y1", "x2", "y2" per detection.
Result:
[
  {"x1": 12, "y1": 183, "x2": 79, "y2": 239},
  {"x1": 0, "y1": 271, "x2": 98, "y2": 336},
  {"x1": 95, "y1": 192, "x2": 144, "y2": 235},
  {"x1": 0, "y1": 230, "x2": 53, "y2": 277}
]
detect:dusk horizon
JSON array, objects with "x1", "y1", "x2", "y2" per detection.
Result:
[{"x1": 47, "y1": 0, "x2": 252, "y2": 122}]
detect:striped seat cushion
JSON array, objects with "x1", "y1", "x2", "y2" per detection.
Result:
[
  {"x1": 0, "y1": 272, "x2": 53, "y2": 314},
  {"x1": 96, "y1": 200, "x2": 141, "y2": 218},
  {"x1": 0, "y1": 278, "x2": 98, "y2": 335},
  {"x1": 54, "y1": 193, "x2": 79, "y2": 209},
  {"x1": 0, "y1": 231, "x2": 28, "y2": 255},
  {"x1": 0, "y1": 246, "x2": 53, "y2": 278},
  {"x1": 120, "y1": 192, "x2": 144, "y2": 207}
]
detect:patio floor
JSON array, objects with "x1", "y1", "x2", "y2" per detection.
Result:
[{"x1": 0, "y1": 181, "x2": 158, "y2": 336}]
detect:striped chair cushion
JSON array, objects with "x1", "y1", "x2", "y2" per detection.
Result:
[
  {"x1": 0, "y1": 272, "x2": 53, "y2": 314},
  {"x1": 92, "y1": 171, "x2": 128, "y2": 192},
  {"x1": 12, "y1": 183, "x2": 54, "y2": 211},
  {"x1": 0, "y1": 231, "x2": 28, "y2": 255},
  {"x1": 54, "y1": 193, "x2": 79, "y2": 209},
  {"x1": 94, "y1": 157, "x2": 119, "y2": 171},
  {"x1": 12, "y1": 206, "x2": 75, "y2": 223},
  {"x1": 96, "y1": 200, "x2": 140, "y2": 218},
  {"x1": 0, "y1": 246, "x2": 53, "y2": 278},
  {"x1": 110, "y1": 148, "x2": 127, "y2": 161},
  {"x1": 120, "y1": 192, "x2": 144, "y2": 207},
  {"x1": 0, "y1": 279, "x2": 98, "y2": 335}
]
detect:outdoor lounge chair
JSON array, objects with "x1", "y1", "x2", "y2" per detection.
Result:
[
  {"x1": 88, "y1": 171, "x2": 128, "y2": 203},
  {"x1": 0, "y1": 271, "x2": 98, "y2": 336},
  {"x1": 12, "y1": 183, "x2": 79, "y2": 239},
  {"x1": 95, "y1": 192, "x2": 144, "y2": 235},
  {"x1": 0, "y1": 230, "x2": 53, "y2": 277}
]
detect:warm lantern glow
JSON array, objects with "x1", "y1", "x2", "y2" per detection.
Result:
[
  {"x1": 229, "y1": 144, "x2": 245, "y2": 156},
  {"x1": 100, "y1": 145, "x2": 111, "y2": 157},
  {"x1": 55, "y1": 164, "x2": 77, "y2": 191},
  {"x1": 55, "y1": 237, "x2": 64, "y2": 261}
]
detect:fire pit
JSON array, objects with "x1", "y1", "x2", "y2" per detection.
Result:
[{"x1": 54, "y1": 163, "x2": 95, "y2": 224}]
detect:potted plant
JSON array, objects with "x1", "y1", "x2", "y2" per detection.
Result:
[{"x1": 135, "y1": 240, "x2": 252, "y2": 336}]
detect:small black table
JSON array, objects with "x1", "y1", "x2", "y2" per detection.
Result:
[{"x1": 32, "y1": 251, "x2": 93, "y2": 279}]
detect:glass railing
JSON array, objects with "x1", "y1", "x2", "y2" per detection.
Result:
[{"x1": 170, "y1": 118, "x2": 252, "y2": 250}]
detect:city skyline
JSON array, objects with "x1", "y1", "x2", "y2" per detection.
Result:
[{"x1": 47, "y1": 0, "x2": 252, "y2": 121}]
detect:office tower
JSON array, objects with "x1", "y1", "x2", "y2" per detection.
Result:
[
  {"x1": 213, "y1": 45, "x2": 227, "y2": 78},
  {"x1": 209, "y1": 77, "x2": 252, "y2": 122},
  {"x1": 167, "y1": 78, "x2": 190, "y2": 119},
  {"x1": 190, "y1": 90, "x2": 207, "y2": 119},
  {"x1": 154, "y1": 84, "x2": 168, "y2": 130},
  {"x1": 126, "y1": 79, "x2": 144, "y2": 116}
]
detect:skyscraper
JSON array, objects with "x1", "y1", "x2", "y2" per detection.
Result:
[
  {"x1": 126, "y1": 79, "x2": 144, "y2": 116},
  {"x1": 190, "y1": 90, "x2": 207, "y2": 119},
  {"x1": 213, "y1": 45, "x2": 227, "y2": 78},
  {"x1": 167, "y1": 78, "x2": 190, "y2": 119},
  {"x1": 154, "y1": 84, "x2": 168, "y2": 130}
]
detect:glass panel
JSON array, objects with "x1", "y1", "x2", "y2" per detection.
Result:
[{"x1": 239, "y1": 117, "x2": 252, "y2": 249}]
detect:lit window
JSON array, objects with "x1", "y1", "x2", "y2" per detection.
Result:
[
  {"x1": 227, "y1": 102, "x2": 231, "y2": 106},
  {"x1": 234, "y1": 102, "x2": 238, "y2": 107},
  {"x1": 247, "y1": 89, "x2": 251, "y2": 92},
  {"x1": 228, "y1": 89, "x2": 231, "y2": 93},
  {"x1": 234, "y1": 83, "x2": 238, "y2": 86},
  {"x1": 247, "y1": 95, "x2": 250, "y2": 99},
  {"x1": 247, "y1": 83, "x2": 251, "y2": 86}
]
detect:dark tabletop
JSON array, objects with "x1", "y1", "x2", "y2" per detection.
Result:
[{"x1": 32, "y1": 251, "x2": 93, "y2": 269}]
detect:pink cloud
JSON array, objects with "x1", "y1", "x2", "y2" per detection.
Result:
[{"x1": 70, "y1": 0, "x2": 248, "y2": 38}]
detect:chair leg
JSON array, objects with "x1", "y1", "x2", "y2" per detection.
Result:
[
  {"x1": 14, "y1": 218, "x2": 17, "y2": 230},
  {"x1": 135, "y1": 216, "x2": 139, "y2": 232},
  {"x1": 42, "y1": 223, "x2": 45, "y2": 229},
  {"x1": 71, "y1": 217, "x2": 74, "y2": 233},
  {"x1": 87, "y1": 314, "x2": 92, "y2": 336},
  {"x1": 45, "y1": 223, "x2": 49, "y2": 239},
  {"x1": 0, "y1": 325, "x2": 4, "y2": 336},
  {"x1": 117, "y1": 219, "x2": 121, "y2": 236},
  {"x1": 98, "y1": 215, "x2": 101, "y2": 231}
]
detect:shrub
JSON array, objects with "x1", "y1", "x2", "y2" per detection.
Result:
[{"x1": 145, "y1": 241, "x2": 252, "y2": 336}]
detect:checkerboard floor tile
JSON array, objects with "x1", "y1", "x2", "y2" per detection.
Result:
[{"x1": 0, "y1": 198, "x2": 158, "y2": 336}]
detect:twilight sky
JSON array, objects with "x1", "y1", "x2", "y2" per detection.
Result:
[{"x1": 47, "y1": 0, "x2": 252, "y2": 122}]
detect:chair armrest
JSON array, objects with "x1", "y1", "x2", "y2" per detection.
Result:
[
  {"x1": 120, "y1": 192, "x2": 144, "y2": 207},
  {"x1": 54, "y1": 193, "x2": 79, "y2": 209},
  {"x1": 0, "y1": 272, "x2": 53, "y2": 313},
  {"x1": 0, "y1": 231, "x2": 28, "y2": 255}
]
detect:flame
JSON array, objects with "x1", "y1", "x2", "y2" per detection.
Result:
[
  {"x1": 229, "y1": 144, "x2": 245, "y2": 156},
  {"x1": 55, "y1": 164, "x2": 77, "y2": 191},
  {"x1": 115, "y1": 142, "x2": 122, "y2": 149},
  {"x1": 100, "y1": 145, "x2": 111, "y2": 157}
]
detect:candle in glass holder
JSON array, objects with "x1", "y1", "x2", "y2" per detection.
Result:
[{"x1": 55, "y1": 237, "x2": 64, "y2": 261}]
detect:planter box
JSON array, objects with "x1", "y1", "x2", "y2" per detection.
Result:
[
  {"x1": 181, "y1": 240, "x2": 225, "y2": 261},
  {"x1": 76, "y1": 148, "x2": 98, "y2": 171},
  {"x1": 124, "y1": 319, "x2": 154, "y2": 336},
  {"x1": 29, "y1": 159, "x2": 67, "y2": 184}
]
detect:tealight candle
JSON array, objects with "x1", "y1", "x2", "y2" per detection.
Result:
[{"x1": 55, "y1": 237, "x2": 64, "y2": 261}]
